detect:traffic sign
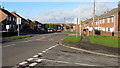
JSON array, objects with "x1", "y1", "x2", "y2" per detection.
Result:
[{"x1": 17, "y1": 18, "x2": 21, "y2": 24}]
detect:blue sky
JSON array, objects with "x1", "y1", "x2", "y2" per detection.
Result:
[{"x1": 1, "y1": 2, "x2": 118, "y2": 23}]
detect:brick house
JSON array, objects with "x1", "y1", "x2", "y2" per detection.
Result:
[
  {"x1": 83, "y1": 8, "x2": 120, "y2": 36},
  {"x1": 11, "y1": 12, "x2": 29, "y2": 30},
  {"x1": 26, "y1": 19, "x2": 35, "y2": 30},
  {"x1": 32, "y1": 21, "x2": 42, "y2": 30},
  {"x1": 0, "y1": 7, "x2": 16, "y2": 31}
]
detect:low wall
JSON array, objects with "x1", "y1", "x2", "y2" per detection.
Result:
[
  {"x1": 101, "y1": 31, "x2": 114, "y2": 36},
  {"x1": 87, "y1": 31, "x2": 120, "y2": 36}
]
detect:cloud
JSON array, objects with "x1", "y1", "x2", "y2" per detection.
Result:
[{"x1": 28, "y1": 2, "x2": 115, "y2": 23}]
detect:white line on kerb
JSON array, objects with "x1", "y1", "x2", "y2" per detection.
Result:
[{"x1": 3, "y1": 44, "x2": 15, "y2": 48}]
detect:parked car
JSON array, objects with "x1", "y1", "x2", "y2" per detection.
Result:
[{"x1": 47, "y1": 28, "x2": 53, "y2": 33}]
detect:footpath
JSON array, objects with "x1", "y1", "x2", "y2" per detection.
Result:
[{"x1": 62, "y1": 35, "x2": 119, "y2": 56}]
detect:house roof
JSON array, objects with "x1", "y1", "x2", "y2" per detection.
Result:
[
  {"x1": 83, "y1": 18, "x2": 93, "y2": 24},
  {"x1": 11, "y1": 12, "x2": 21, "y2": 18},
  {"x1": 0, "y1": 8, "x2": 15, "y2": 17},
  {"x1": 83, "y1": 8, "x2": 118, "y2": 24},
  {"x1": 32, "y1": 21, "x2": 41, "y2": 24},
  {"x1": 0, "y1": 8, "x2": 15, "y2": 22},
  {"x1": 98, "y1": 8, "x2": 118, "y2": 20}
]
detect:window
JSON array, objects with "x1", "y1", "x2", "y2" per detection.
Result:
[
  {"x1": 96, "y1": 21, "x2": 98, "y2": 25},
  {"x1": 107, "y1": 18, "x2": 110, "y2": 23},
  {"x1": 100, "y1": 20, "x2": 102, "y2": 24},
  {"x1": 103, "y1": 19, "x2": 105, "y2": 23},
  {"x1": 111, "y1": 17, "x2": 114, "y2": 22},
  {"x1": 108, "y1": 28, "x2": 110, "y2": 31},
  {"x1": 97, "y1": 21, "x2": 99, "y2": 25},
  {"x1": 9, "y1": 17, "x2": 11, "y2": 21},
  {"x1": 6, "y1": 16, "x2": 9, "y2": 21}
]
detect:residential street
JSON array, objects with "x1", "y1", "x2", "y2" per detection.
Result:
[{"x1": 2, "y1": 32, "x2": 119, "y2": 67}]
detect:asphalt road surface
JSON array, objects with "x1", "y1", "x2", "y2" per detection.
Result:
[{"x1": 2, "y1": 32, "x2": 119, "y2": 68}]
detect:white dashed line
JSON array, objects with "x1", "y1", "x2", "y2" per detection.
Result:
[
  {"x1": 3, "y1": 44, "x2": 15, "y2": 48},
  {"x1": 33, "y1": 55, "x2": 39, "y2": 58},
  {"x1": 19, "y1": 61, "x2": 28, "y2": 65},
  {"x1": 41, "y1": 44, "x2": 58, "y2": 53},
  {"x1": 42, "y1": 51, "x2": 46, "y2": 53},
  {"x1": 25, "y1": 40, "x2": 32, "y2": 42},
  {"x1": 29, "y1": 63, "x2": 38, "y2": 66},
  {"x1": 27, "y1": 58, "x2": 34, "y2": 61},
  {"x1": 38, "y1": 53, "x2": 43, "y2": 55},
  {"x1": 15, "y1": 44, "x2": 59, "y2": 67}
]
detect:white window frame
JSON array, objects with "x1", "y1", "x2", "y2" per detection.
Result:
[
  {"x1": 96, "y1": 21, "x2": 98, "y2": 25},
  {"x1": 9, "y1": 16, "x2": 11, "y2": 21},
  {"x1": 99, "y1": 20, "x2": 101, "y2": 24},
  {"x1": 103, "y1": 19, "x2": 105, "y2": 23},
  {"x1": 107, "y1": 18, "x2": 110, "y2": 23},
  {"x1": 111, "y1": 17, "x2": 114, "y2": 23}
]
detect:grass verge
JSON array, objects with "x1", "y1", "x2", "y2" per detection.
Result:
[
  {"x1": 62, "y1": 36, "x2": 81, "y2": 43},
  {"x1": 2, "y1": 35, "x2": 32, "y2": 40},
  {"x1": 88, "y1": 35, "x2": 119, "y2": 48}
]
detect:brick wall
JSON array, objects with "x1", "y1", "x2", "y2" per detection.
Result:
[{"x1": 87, "y1": 31, "x2": 120, "y2": 36}]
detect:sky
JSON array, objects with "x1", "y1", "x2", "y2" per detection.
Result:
[{"x1": 1, "y1": 1, "x2": 119, "y2": 23}]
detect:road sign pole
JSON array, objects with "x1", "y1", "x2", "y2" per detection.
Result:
[
  {"x1": 18, "y1": 24, "x2": 19, "y2": 36},
  {"x1": 17, "y1": 18, "x2": 21, "y2": 36}
]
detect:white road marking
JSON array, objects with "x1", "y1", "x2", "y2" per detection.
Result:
[
  {"x1": 29, "y1": 63, "x2": 38, "y2": 66},
  {"x1": 25, "y1": 40, "x2": 32, "y2": 42},
  {"x1": 33, "y1": 55, "x2": 39, "y2": 58},
  {"x1": 43, "y1": 59, "x2": 96, "y2": 66},
  {"x1": 27, "y1": 58, "x2": 34, "y2": 61},
  {"x1": 36, "y1": 59, "x2": 43, "y2": 62},
  {"x1": 75, "y1": 63, "x2": 96, "y2": 66},
  {"x1": 3, "y1": 44, "x2": 15, "y2": 48},
  {"x1": 42, "y1": 44, "x2": 58, "y2": 53},
  {"x1": 38, "y1": 53, "x2": 43, "y2": 55},
  {"x1": 19, "y1": 61, "x2": 28, "y2": 65},
  {"x1": 25, "y1": 38, "x2": 28, "y2": 39},
  {"x1": 42, "y1": 51, "x2": 46, "y2": 53},
  {"x1": 16, "y1": 44, "x2": 59, "y2": 67}
]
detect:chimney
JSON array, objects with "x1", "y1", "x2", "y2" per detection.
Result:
[
  {"x1": 13, "y1": 11, "x2": 16, "y2": 13},
  {"x1": 0, "y1": 5, "x2": 5, "y2": 9}
]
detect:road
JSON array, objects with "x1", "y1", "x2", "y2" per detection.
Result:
[{"x1": 2, "y1": 32, "x2": 119, "y2": 68}]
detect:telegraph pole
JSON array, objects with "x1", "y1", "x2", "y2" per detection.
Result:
[
  {"x1": 80, "y1": 20, "x2": 82, "y2": 36},
  {"x1": 92, "y1": 0, "x2": 95, "y2": 38},
  {"x1": 64, "y1": 17, "x2": 66, "y2": 31},
  {"x1": 76, "y1": 18, "x2": 79, "y2": 38}
]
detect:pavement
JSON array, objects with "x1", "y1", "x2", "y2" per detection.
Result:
[
  {"x1": 62, "y1": 35, "x2": 119, "y2": 56},
  {"x1": 1, "y1": 33, "x2": 120, "y2": 68}
]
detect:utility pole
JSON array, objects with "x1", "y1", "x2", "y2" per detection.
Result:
[
  {"x1": 64, "y1": 17, "x2": 66, "y2": 31},
  {"x1": 76, "y1": 18, "x2": 79, "y2": 38},
  {"x1": 92, "y1": 0, "x2": 95, "y2": 38},
  {"x1": 80, "y1": 20, "x2": 82, "y2": 36}
]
